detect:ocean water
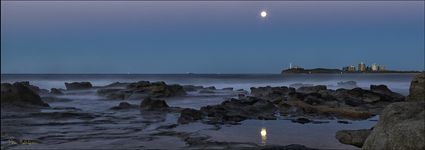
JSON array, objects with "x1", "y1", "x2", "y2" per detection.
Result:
[{"x1": 0, "y1": 73, "x2": 417, "y2": 149}]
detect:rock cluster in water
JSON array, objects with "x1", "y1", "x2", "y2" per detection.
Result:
[
  {"x1": 2, "y1": 74, "x2": 423, "y2": 149},
  {"x1": 64, "y1": 82, "x2": 93, "y2": 90},
  {"x1": 1, "y1": 82, "x2": 49, "y2": 108},
  {"x1": 335, "y1": 73, "x2": 425, "y2": 150},
  {"x1": 251, "y1": 84, "x2": 404, "y2": 120},
  {"x1": 97, "y1": 81, "x2": 186, "y2": 99}
]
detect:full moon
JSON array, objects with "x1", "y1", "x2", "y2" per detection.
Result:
[{"x1": 260, "y1": 11, "x2": 267, "y2": 18}]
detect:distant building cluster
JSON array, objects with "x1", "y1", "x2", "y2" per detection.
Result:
[{"x1": 342, "y1": 62, "x2": 385, "y2": 72}]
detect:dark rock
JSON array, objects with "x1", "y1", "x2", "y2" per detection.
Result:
[
  {"x1": 99, "y1": 81, "x2": 186, "y2": 100},
  {"x1": 303, "y1": 94, "x2": 324, "y2": 105},
  {"x1": 64, "y1": 82, "x2": 93, "y2": 90},
  {"x1": 251, "y1": 86, "x2": 295, "y2": 100},
  {"x1": 15, "y1": 81, "x2": 49, "y2": 94},
  {"x1": 238, "y1": 94, "x2": 246, "y2": 99},
  {"x1": 1, "y1": 82, "x2": 49, "y2": 107},
  {"x1": 178, "y1": 108, "x2": 204, "y2": 124},
  {"x1": 336, "y1": 129, "x2": 371, "y2": 148},
  {"x1": 363, "y1": 102, "x2": 425, "y2": 150},
  {"x1": 370, "y1": 85, "x2": 394, "y2": 95},
  {"x1": 200, "y1": 97, "x2": 278, "y2": 124},
  {"x1": 337, "y1": 120, "x2": 352, "y2": 124},
  {"x1": 278, "y1": 99, "x2": 372, "y2": 120},
  {"x1": 110, "y1": 102, "x2": 138, "y2": 110},
  {"x1": 334, "y1": 87, "x2": 402, "y2": 104},
  {"x1": 128, "y1": 81, "x2": 186, "y2": 98},
  {"x1": 140, "y1": 97, "x2": 169, "y2": 111},
  {"x1": 291, "y1": 117, "x2": 312, "y2": 124},
  {"x1": 183, "y1": 85, "x2": 203, "y2": 91},
  {"x1": 97, "y1": 88, "x2": 131, "y2": 100},
  {"x1": 370, "y1": 85, "x2": 405, "y2": 102},
  {"x1": 407, "y1": 73, "x2": 424, "y2": 101},
  {"x1": 199, "y1": 89, "x2": 215, "y2": 93},
  {"x1": 297, "y1": 85, "x2": 327, "y2": 94},
  {"x1": 104, "y1": 82, "x2": 129, "y2": 87},
  {"x1": 205, "y1": 86, "x2": 216, "y2": 90},
  {"x1": 50, "y1": 88, "x2": 64, "y2": 95}
]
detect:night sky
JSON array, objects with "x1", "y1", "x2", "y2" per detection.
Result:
[{"x1": 1, "y1": 1, "x2": 424, "y2": 74}]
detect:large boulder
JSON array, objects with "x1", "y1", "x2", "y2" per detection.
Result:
[
  {"x1": 140, "y1": 97, "x2": 169, "y2": 111},
  {"x1": 65, "y1": 82, "x2": 93, "y2": 90},
  {"x1": 14, "y1": 81, "x2": 49, "y2": 94},
  {"x1": 335, "y1": 129, "x2": 371, "y2": 148},
  {"x1": 362, "y1": 102, "x2": 425, "y2": 150},
  {"x1": 407, "y1": 73, "x2": 424, "y2": 101},
  {"x1": 370, "y1": 85, "x2": 405, "y2": 102},
  {"x1": 1, "y1": 82, "x2": 49, "y2": 107}
]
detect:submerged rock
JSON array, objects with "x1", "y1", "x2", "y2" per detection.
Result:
[
  {"x1": 335, "y1": 129, "x2": 371, "y2": 148},
  {"x1": 65, "y1": 82, "x2": 93, "y2": 90},
  {"x1": 178, "y1": 108, "x2": 204, "y2": 124},
  {"x1": 362, "y1": 102, "x2": 425, "y2": 150},
  {"x1": 407, "y1": 73, "x2": 424, "y2": 101},
  {"x1": 1, "y1": 82, "x2": 49, "y2": 107},
  {"x1": 291, "y1": 118, "x2": 312, "y2": 124},
  {"x1": 140, "y1": 97, "x2": 169, "y2": 111}
]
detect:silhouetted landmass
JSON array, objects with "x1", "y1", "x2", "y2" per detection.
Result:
[{"x1": 281, "y1": 68, "x2": 421, "y2": 74}]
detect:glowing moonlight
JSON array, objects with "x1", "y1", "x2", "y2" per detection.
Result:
[{"x1": 260, "y1": 11, "x2": 267, "y2": 18}]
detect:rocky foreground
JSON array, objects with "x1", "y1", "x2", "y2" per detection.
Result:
[
  {"x1": 1, "y1": 73, "x2": 423, "y2": 149},
  {"x1": 335, "y1": 73, "x2": 424, "y2": 150}
]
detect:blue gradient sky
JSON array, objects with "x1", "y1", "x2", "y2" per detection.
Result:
[{"x1": 1, "y1": 1, "x2": 424, "y2": 74}]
